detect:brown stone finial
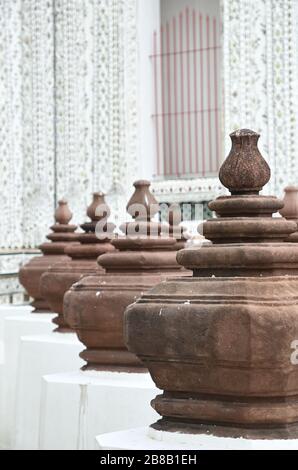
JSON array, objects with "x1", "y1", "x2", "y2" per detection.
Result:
[
  {"x1": 80, "y1": 192, "x2": 112, "y2": 235},
  {"x1": 116, "y1": 180, "x2": 175, "y2": 247},
  {"x1": 124, "y1": 132, "x2": 298, "y2": 440},
  {"x1": 63, "y1": 181, "x2": 187, "y2": 371},
  {"x1": 55, "y1": 200, "x2": 72, "y2": 225},
  {"x1": 19, "y1": 201, "x2": 79, "y2": 313},
  {"x1": 126, "y1": 180, "x2": 158, "y2": 221},
  {"x1": 219, "y1": 129, "x2": 270, "y2": 195},
  {"x1": 48, "y1": 200, "x2": 77, "y2": 240},
  {"x1": 279, "y1": 186, "x2": 298, "y2": 220},
  {"x1": 40, "y1": 192, "x2": 115, "y2": 333},
  {"x1": 205, "y1": 130, "x2": 291, "y2": 243},
  {"x1": 87, "y1": 192, "x2": 108, "y2": 222},
  {"x1": 279, "y1": 186, "x2": 298, "y2": 243}
]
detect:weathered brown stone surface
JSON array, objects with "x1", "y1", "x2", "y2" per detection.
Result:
[
  {"x1": 219, "y1": 129, "x2": 271, "y2": 195},
  {"x1": 125, "y1": 130, "x2": 298, "y2": 439},
  {"x1": 280, "y1": 186, "x2": 298, "y2": 242},
  {"x1": 19, "y1": 200, "x2": 78, "y2": 312},
  {"x1": 64, "y1": 180, "x2": 189, "y2": 371},
  {"x1": 40, "y1": 193, "x2": 115, "y2": 333}
]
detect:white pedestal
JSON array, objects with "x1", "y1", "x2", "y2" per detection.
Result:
[
  {"x1": 0, "y1": 361, "x2": 4, "y2": 448},
  {"x1": 14, "y1": 333, "x2": 84, "y2": 450},
  {"x1": 95, "y1": 427, "x2": 298, "y2": 451},
  {"x1": 0, "y1": 305, "x2": 33, "y2": 362},
  {"x1": 0, "y1": 341, "x2": 3, "y2": 367},
  {"x1": 1, "y1": 305, "x2": 33, "y2": 448},
  {"x1": 39, "y1": 370, "x2": 159, "y2": 450},
  {"x1": 0, "y1": 308, "x2": 55, "y2": 449}
]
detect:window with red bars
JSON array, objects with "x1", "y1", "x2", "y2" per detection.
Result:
[{"x1": 152, "y1": 3, "x2": 222, "y2": 179}]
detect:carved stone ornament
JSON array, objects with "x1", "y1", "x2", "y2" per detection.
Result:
[
  {"x1": 125, "y1": 130, "x2": 298, "y2": 440},
  {"x1": 279, "y1": 186, "x2": 298, "y2": 242},
  {"x1": 19, "y1": 200, "x2": 78, "y2": 312},
  {"x1": 40, "y1": 193, "x2": 115, "y2": 332},
  {"x1": 64, "y1": 180, "x2": 189, "y2": 371}
]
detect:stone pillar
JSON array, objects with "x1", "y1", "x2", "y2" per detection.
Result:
[
  {"x1": 64, "y1": 180, "x2": 189, "y2": 372},
  {"x1": 40, "y1": 193, "x2": 115, "y2": 333},
  {"x1": 125, "y1": 129, "x2": 298, "y2": 439},
  {"x1": 19, "y1": 200, "x2": 78, "y2": 312}
]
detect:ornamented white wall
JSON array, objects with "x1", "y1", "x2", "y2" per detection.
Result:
[
  {"x1": 0, "y1": 0, "x2": 23, "y2": 249},
  {"x1": 22, "y1": 0, "x2": 56, "y2": 248},
  {"x1": 0, "y1": 0, "x2": 139, "y2": 251},
  {"x1": 0, "y1": 0, "x2": 56, "y2": 251},
  {"x1": 0, "y1": 0, "x2": 140, "y2": 300},
  {"x1": 0, "y1": 0, "x2": 298, "y2": 301},
  {"x1": 54, "y1": 0, "x2": 138, "y2": 227},
  {"x1": 222, "y1": 0, "x2": 298, "y2": 197}
]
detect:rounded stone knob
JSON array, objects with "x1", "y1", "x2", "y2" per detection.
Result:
[
  {"x1": 279, "y1": 186, "x2": 298, "y2": 220},
  {"x1": 55, "y1": 200, "x2": 72, "y2": 225},
  {"x1": 87, "y1": 192, "x2": 108, "y2": 222},
  {"x1": 126, "y1": 180, "x2": 158, "y2": 221},
  {"x1": 219, "y1": 129, "x2": 270, "y2": 195}
]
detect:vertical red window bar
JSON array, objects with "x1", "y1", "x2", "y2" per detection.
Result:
[
  {"x1": 173, "y1": 17, "x2": 179, "y2": 176},
  {"x1": 199, "y1": 13, "x2": 206, "y2": 176},
  {"x1": 153, "y1": 31, "x2": 161, "y2": 177},
  {"x1": 193, "y1": 9, "x2": 199, "y2": 175},
  {"x1": 206, "y1": 15, "x2": 213, "y2": 173},
  {"x1": 186, "y1": 7, "x2": 193, "y2": 174},
  {"x1": 213, "y1": 17, "x2": 220, "y2": 171},
  {"x1": 179, "y1": 11, "x2": 186, "y2": 175}
]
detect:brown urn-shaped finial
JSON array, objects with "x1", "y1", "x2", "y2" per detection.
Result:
[
  {"x1": 55, "y1": 199, "x2": 72, "y2": 225},
  {"x1": 279, "y1": 186, "x2": 298, "y2": 242},
  {"x1": 125, "y1": 130, "x2": 298, "y2": 440},
  {"x1": 19, "y1": 201, "x2": 78, "y2": 312},
  {"x1": 63, "y1": 180, "x2": 189, "y2": 371},
  {"x1": 219, "y1": 129, "x2": 270, "y2": 194},
  {"x1": 40, "y1": 193, "x2": 115, "y2": 333},
  {"x1": 86, "y1": 192, "x2": 107, "y2": 221},
  {"x1": 126, "y1": 180, "x2": 158, "y2": 220}
]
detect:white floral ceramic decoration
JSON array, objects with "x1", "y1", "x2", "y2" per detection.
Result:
[{"x1": 0, "y1": 0, "x2": 297, "y2": 302}]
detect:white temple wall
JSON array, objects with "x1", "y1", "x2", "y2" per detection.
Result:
[{"x1": 0, "y1": 0, "x2": 297, "y2": 300}]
